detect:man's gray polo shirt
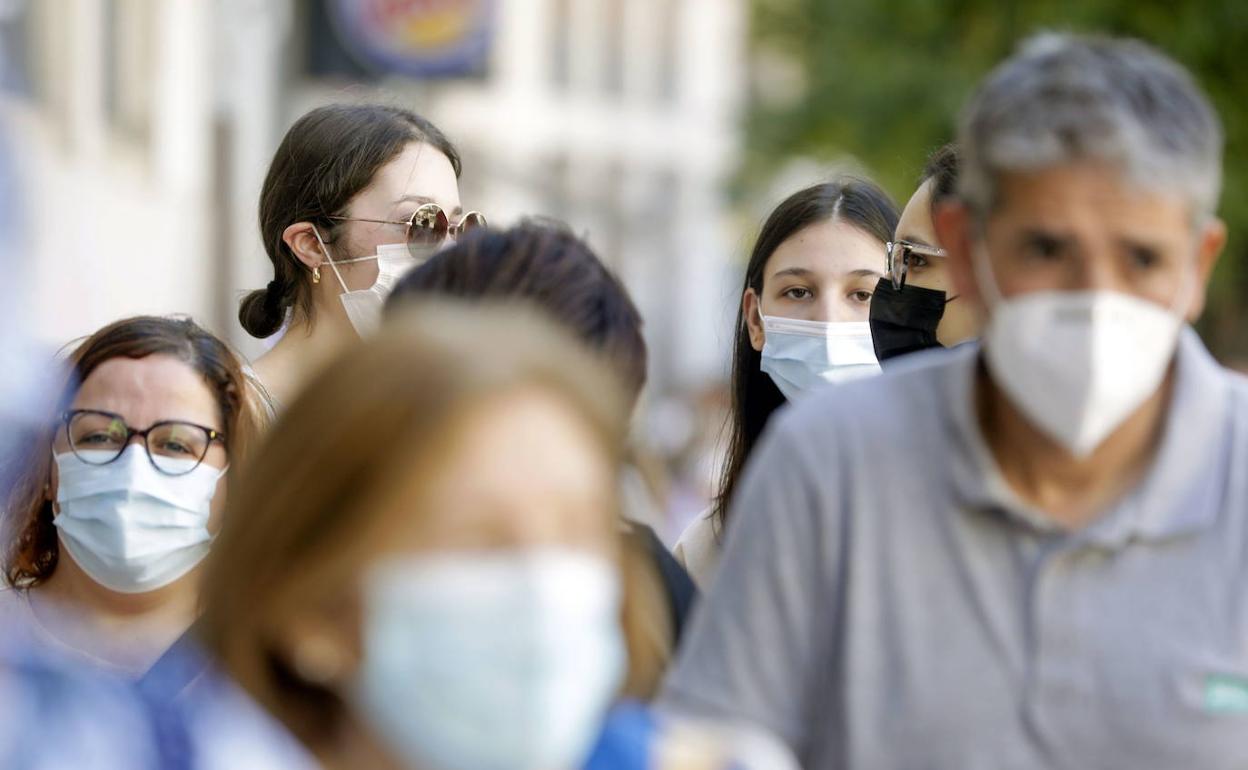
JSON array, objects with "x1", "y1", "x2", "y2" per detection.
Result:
[{"x1": 661, "y1": 329, "x2": 1248, "y2": 769}]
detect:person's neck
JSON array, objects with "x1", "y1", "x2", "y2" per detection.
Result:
[
  {"x1": 254, "y1": 312, "x2": 357, "y2": 406},
  {"x1": 977, "y1": 361, "x2": 1174, "y2": 530},
  {"x1": 33, "y1": 556, "x2": 198, "y2": 673}
]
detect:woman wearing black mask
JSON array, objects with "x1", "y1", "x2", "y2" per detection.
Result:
[{"x1": 869, "y1": 144, "x2": 980, "y2": 361}]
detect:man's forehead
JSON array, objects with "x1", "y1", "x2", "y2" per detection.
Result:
[{"x1": 991, "y1": 164, "x2": 1194, "y2": 227}]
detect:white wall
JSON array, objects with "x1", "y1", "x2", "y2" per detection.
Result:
[{"x1": 15, "y1": 0, "x2": 217, "y2": 348}]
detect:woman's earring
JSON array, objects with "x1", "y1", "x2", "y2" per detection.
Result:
[{"x1": 312, "y1": 266, "x2": 321, "y2": 285}]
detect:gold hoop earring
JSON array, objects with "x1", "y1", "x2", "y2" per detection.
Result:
[{"x1": 312, "y1": 266, "x2": 321, "y2": 285}]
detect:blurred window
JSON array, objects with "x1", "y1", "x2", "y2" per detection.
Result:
[
  {"x1": 603, "y1": 0, "x2": 624, "y2": 96},
  {"x1": 656, "y1": 0, "x2": 678, "y2": 104},
  {"x1": 102, "y1": 0, "x2": 154, "y2": 148},
  {"x1": 550, "y1": 0, "x2": 571, "y2": 90}
]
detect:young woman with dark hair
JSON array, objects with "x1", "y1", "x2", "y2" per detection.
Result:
[
  {"x1": 674, "y1": 178, "x2": 899, "y2": 587},
  {"x1": 239, "y1": 102, "x2": 485, "y2": 407}
]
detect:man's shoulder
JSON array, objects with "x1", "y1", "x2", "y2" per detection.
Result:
[{"x1": 775, "y1": 344, "x2": 975, "y2": 445}]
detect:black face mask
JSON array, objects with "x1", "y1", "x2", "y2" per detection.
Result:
[{"x1": 869, "y1": 277, "x2": 951, "y2": 363}]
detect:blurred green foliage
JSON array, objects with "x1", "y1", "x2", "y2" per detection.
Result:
[{"x1": 744, "y1": 0, "x2": 1248, "y2": 360}]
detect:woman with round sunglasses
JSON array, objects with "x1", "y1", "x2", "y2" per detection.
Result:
[
  {"x1": 674, "y1": 178, "x2": 899, "y2": 587},
  {"x1": 239, "y1": 103, "x2": 486, "y2": 407},
  {"x1": 1, "y1": 316, "x2": 265, "y2": 677}
]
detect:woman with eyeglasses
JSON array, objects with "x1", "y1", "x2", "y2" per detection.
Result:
[
  {"x1": 239, "y1": 103, "x2": 486, "y2": 407},
  {"x1": 0, "y1": 316, "x2": 265, "y2": 677},
  {"x1": 869, "y1": 143, "x2": 980, "y2": 361},
  {"x1": 673, "y1": 178, "x2": 899, "y2": 587}
]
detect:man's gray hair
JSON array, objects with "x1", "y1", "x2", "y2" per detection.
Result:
[{"x1": 958, "y1": 32, "x2": 1223, "y2": 219}]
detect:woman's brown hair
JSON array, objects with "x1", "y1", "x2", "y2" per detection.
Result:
[
  {"x1": 2, "y1": 316, "x2": 268, "y2": 588},
  {"x1": 199, "y1": 301, "x2": 664, "y2": 749},
  {"x1": 239, "y1": 103, "x2": 463, "y2": 339}
]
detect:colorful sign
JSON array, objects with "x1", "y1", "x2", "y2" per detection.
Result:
[{"x1": 328, "y1": 0, "x2": 495, "y2": 78}]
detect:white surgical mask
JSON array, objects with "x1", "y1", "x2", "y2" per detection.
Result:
[
  {"x1": 315, "y1": 233, "x2": 428, "y2": 337},
  {"x1": 975, "y1": 244, "x2": 1189, "y2": 457},
  {"x1": 759, "y1": 312, "x2": 881, "y2": 401},
  {"x1": 354, "y1": 549, "x2": 624, "y2": 770},
  {"x1": 53, "y1": 445, "x2": 223, "y2": 594}
]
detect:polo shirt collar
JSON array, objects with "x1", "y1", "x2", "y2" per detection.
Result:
[{"x1": 944, "y1": 327, "x2": 1230, "y2": 545}]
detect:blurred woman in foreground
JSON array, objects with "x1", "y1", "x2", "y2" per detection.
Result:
[
  {"x1": 199, "y1": 302, "x2": 793, "y2": 770},
  {"x1": 385, "y1": 221, "x2": 697, "y2": 671}
]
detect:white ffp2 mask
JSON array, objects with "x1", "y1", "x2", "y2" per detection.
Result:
[
  {"x1": 759, "y1": 314, "x2": 881, "y2": 401},
  {"x1": 976, "y1": 246, "x2": 1187, "y2": 457},
  {"x1": 53, "y1": 445, "x2": 222, "y2": 594}
]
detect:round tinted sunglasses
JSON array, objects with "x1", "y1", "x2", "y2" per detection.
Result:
[{"x1": 330, "y1": 203, "x2": 487, "y2": 256}]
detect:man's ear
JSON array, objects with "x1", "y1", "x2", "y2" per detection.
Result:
[
  {"x1": 934, "y1": 199, "x2": 981, "y2": 309},
  {"x1": 742, "y1": 289, "x2": 765, "y2": 352},
  {"x1": 1186, "y1": 215, "x2": 1226, "y2": 322},
  {"x1": 283, "y1": 222, "x2": 328, "y2": 271}
]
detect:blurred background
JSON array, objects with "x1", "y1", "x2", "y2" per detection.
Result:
[{"x1": 2, "y1": 0, "x2": 1245, "y2": 540}]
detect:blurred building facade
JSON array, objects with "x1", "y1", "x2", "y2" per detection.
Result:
[{"x1": 6, "y1": 0, "x2": 746, "y2": 397}]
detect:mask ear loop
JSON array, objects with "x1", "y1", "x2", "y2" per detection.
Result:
[
  {"x1": 754, "y1": 297, "x2": 776, "y2": 343},
  {"x1": 312, "y1": 226, "x2": 352, "y2": 294},
  {"x1": 970, "y1": 239, "x2": 1005, "y2": 312},
  {"x1": 1165, "y1": 231, "x2": 1206, "y2": 323}
]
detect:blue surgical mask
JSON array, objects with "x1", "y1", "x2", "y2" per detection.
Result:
[
  {"x1": 353, "y1": 549, "x2": 624, "y2": 770},
  {"x1": 53, "y1": 445, "x2": 222, "y2": 594},
  {"x1": 759, "y1": 313, "x2": 881, "y2": 400}
]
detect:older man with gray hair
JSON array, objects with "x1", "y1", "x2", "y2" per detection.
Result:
[{"x1": 660, "y1": 33, "x2": 1245, "y2": 769}]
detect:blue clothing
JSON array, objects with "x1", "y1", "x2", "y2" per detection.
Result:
[
  {"x1": 0, "y1": 637, "x2": 164, "y2": 770},
  {"x1": 139, "y1": 633, "x2": 318, "y2": 770},
  {"x1": 583, "y1": 702, "x2": 658, "y2": 770}
]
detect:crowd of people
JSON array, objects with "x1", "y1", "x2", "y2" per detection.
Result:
[{"x1": 2, "y1": 30, "x2": 1246, "y2": 770}]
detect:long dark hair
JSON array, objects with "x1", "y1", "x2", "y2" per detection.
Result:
[
  {"x1": 238, "y1": 103, "x2": 463, "y2": 339},
  {"x1": 3, "y1": 316, "x2": 265, "y2": 588},
  {"x1": 712, "y1": 178, "x2": 899, "y2": 534}
]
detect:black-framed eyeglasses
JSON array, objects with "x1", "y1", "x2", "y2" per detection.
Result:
[
  {"x1": 885, "y1": 240, "x2": 947, "y2": 290},
  {"x1": 329, "y1": 202, "x2": 487, "y2": 257},
  {"x1": 60, "y1": 409, "x2": 226, "y2": 476}
]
